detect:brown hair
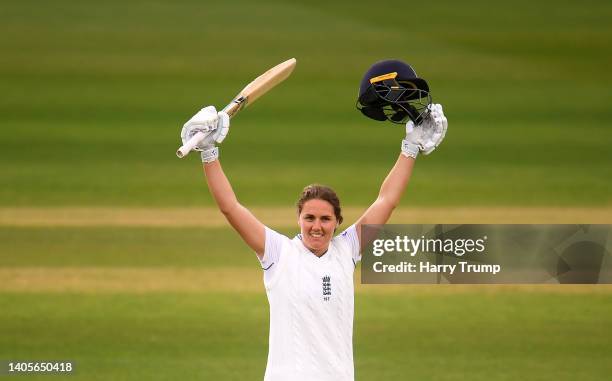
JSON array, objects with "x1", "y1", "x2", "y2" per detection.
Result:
[{"x1": 296, "y1": 184, "x2": 343, "y2": 225}]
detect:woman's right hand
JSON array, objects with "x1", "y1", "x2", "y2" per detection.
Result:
[
  {"x1": 180, "y1": 105, "x2": 230, "y2": 162},
  {"x1": 180, "y1": 106, "x2": 230, "y2": 151}
]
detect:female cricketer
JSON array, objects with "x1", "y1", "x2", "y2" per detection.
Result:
[{"x1": 180, "y1": 60, "x2": 448, "y2": 381}]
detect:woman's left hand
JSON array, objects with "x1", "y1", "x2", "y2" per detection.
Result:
[{"x1": 403, "y1": 103, "x2": 448, "y2": 157}]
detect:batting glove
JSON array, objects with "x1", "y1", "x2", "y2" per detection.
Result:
[
  {"x1": 401, "y1": 103, "x2": 448, "y2": 158},
  {"x1": 180, "y1": 106, "x2": 230, "y2": 162}
]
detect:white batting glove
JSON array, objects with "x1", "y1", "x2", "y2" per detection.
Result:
[
  {"x1": 401, "y1": 103, "x2": 448, "y2": 158},
  {"x1": 180, "y1": 106, "x2": 230, "y2": 162}
]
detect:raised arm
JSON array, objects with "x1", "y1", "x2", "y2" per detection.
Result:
[
  {"x1": 355, "y1": 154, "x2": 415, "y2": 229},
  {"x1": 179, "y1": 106, "x2": 266, "y2": 258},
  {"x1": 203, "y1": 160, "x2": 265, "y2": 257},
  {"x1": 355, "y1": 104, "x2": 448, "y2": 243}
]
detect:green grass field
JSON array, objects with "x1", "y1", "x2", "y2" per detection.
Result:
[
  {"x1": 1, "y1": 0, "x2": 611, "y2": 380},
  {"x1": 1, "y1": 0, "x2": 611, "y2": 206},
  {"x1": 1, "y1": 226, "x2": 611, "y2": 380},
  {"x1": 2, "y1": 289, "x2": 611, "y2": 380}
]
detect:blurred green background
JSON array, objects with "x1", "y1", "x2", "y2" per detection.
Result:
[
  {"x1": 1, "y1": 1, "x2": 611, "y2": 380},
  {"x1": 1, "y1": 0, "x2": 611, "y2": 206}
]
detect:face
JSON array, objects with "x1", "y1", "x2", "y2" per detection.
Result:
[{"x1": 298, "y1": 199, "x2": 338, "y2": 257}]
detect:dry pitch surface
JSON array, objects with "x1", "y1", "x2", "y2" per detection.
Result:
[
  {"x1": 1, "y1": 206, "x2": 611, "y2": 227},
  {"x1": 2, "y1": 267, "x2": 611, "y2": 294}
]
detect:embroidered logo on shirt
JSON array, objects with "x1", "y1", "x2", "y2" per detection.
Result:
[{"x1": 322, "y1": 275, "x2": 331, "y2": 301}]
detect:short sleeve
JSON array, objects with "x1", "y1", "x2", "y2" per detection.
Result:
[
  {"x1": 258, "y1": 227, "x2": 286, "y2": 272},
  {"x1": 337, "y1": 224, "x2": 361, "y2": 264}
]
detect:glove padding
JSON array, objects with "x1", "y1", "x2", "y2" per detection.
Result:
[
  {"x1": 405, "y1": 103, "x2": 448, "y2": 155},
  {"x1": 180, "y1": 106, "x2": 230, "y2": 152}
]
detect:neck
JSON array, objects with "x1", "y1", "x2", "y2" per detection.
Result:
[{"x1": 306, "y1": 245, "x2": 328, "y2": 257}]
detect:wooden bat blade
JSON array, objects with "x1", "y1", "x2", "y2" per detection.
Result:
[
  {"x1": 240, "y1": 58, "x2": 296, "y2": 105},
  {"x1": 222, "y1": 58, "x2": 297, "y2": 117}
]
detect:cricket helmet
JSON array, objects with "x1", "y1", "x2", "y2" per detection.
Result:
[{"x1": 357, "y1": 59, "x2": 431, "y2": 125}]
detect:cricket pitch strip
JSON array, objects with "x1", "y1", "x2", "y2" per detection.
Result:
[{"x1": 1, "y1": 207, "x2": 611, "y2": 227}]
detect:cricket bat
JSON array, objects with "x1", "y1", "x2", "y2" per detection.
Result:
[{"x1": 176, "y1": 58, "x2": 297, "y2": 158}]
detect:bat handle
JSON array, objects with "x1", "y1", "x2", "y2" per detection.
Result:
[
  {"x1": 176, "y1": 98, "x2": 243, "y2": 158},
  {"x1": 176, "y1": 131, "x2": 206, "y2": 158}
]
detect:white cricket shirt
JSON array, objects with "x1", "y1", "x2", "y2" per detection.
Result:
[{"x1": 258, "y1": 225, "x2": 361, "y2": 381}]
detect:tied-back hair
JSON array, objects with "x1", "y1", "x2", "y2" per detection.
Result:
[{"x1": 296, "y1": 184, "x2": 343, "y2": 225}]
